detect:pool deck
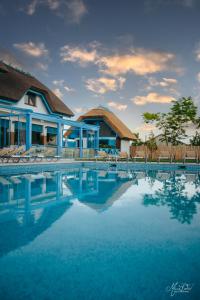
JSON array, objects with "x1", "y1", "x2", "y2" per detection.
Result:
[{"x1": 0, "y1": 159, "x2": 200, "y2": 175}]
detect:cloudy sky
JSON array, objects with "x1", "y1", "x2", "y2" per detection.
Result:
[{"x1": 1, "y1": 0, "x2": 200, "y2": 138}]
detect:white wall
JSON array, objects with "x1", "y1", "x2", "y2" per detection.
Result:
[
  {"x1": 120, "y1": 140, "x2": 131, "y2": 156},
  {"x1": 15, "y1": 94, "x2": 49, "y2": 115}
]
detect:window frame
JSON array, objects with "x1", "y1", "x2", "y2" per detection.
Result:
[{"x1": 25, "y1": 92, "x2": 37, "y2": 107}]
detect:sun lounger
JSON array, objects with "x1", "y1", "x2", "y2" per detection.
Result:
[
  {"x1": 132, "y1": 150, "x2": 148, "y2": 162},
  {"x1": 183, "y1": 148, "x2": 198, "y2": 163},
  {"x1": 116, "y1": 151, "x2": 129, "y2": 162},
  {"x1": 0, "y1": 146, "x2": 24, "y2": 163},
  {"x1": 95, "y1": 151, "x2": 108, "y2": 162},
  {"x1": 158, "y1": 150, "x2": 174, "y2": 163}
]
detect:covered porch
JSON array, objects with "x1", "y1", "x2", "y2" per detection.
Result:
[{"x1": 0, "y1": 104, "x2": 99, "y2": 158}]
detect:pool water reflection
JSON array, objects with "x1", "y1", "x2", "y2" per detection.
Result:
[{"x1": 0, "y1": 168, "x2": 200, "y2": 299}]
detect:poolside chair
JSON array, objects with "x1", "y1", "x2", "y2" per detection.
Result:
[
  {"x1": 131, "y1": 147, "x2": 148, "y2": 162},
  {"x1": 183, "y1": 147, "x2": 198, "y2": 164},
  {"x1": 45, "y1": 149, "x2": 62, "y2": 161},
  {"x1": 95, "y1": 151, "x2": 108, "y2": 162},
  {"x1": 0, "y1": 147, "x2": 17, "y2": 160},
  {"x1": 116, "y1": 151, "x2": 129, "y2": 162},
  {"x1": 158, "y1": 147, "x2": 174, "y2": 163},
  {"x1": 11, "y1": 148, "x2": 35, "y2": 163},
  {"x1": 0, "y1": 146, "x2": 24, "y2": 163},
  {"x1": 17, "y1": 148, "x2": 61, "y2": 162}
]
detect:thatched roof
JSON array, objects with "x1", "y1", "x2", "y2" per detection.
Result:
[
  {"x1": 0, "y1": 61, "x2": 74, "y2": 117},
  {"x1": 75, "y1": 106, "x2": 136, "y2": 140}
]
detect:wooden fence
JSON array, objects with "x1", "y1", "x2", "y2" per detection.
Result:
[{"x1": 130, "y1": 145, "x2": 200, "y2": 161}]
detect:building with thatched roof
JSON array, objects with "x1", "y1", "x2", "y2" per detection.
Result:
[
  {"x1": 0, "y1": 61, "x2": 99, "y2": 156},
  {"x1": 65, "y1": 106, "x2": 136, "y2": 155}
]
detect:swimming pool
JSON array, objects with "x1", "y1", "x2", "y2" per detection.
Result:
[{"x1": 0, "y1": 166, "x2": 199, "y2": 299}]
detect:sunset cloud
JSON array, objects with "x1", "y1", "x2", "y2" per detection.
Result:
[
  {"x1": 99, "y1": 51, "x2": 175, "y2": 76},
  {"x1": 132, "y1": 92, "x2": 175, "y2": 105},
  {"x1": 14, "y1": 42, "x2": 49, "y2": 57},
  {"x1": 108, "y1": 101, "x2": 127, "y2": 111},
  {"x1": 60, "y1": 45, "x2": 98, "y2": 65},
  {"x1": 85, "y1": 77, "x2": 125, "y2": 94},
  {"x1": 61, "y1": 44, "x2": 176, "y2": 76}
]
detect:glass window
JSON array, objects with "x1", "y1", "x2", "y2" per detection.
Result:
[
  {"x1": 25, "y1": 92, "x2": 37, "y2": 107},
  {"x1": 47, "y1": 133, "x2": 57, "y2": 145},
  {"x1": 32, "y1": 131, "x2": 42, "y2": 145}
]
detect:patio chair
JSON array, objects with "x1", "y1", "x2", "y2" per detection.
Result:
[
  {"x1": 0, "y1": 146, "x2": 24, "y2": 163},
  {"x1": 116, "y1": 151, "x2": 129, "y2": 162},
  {"x1": 158, "y1": 147, "x2": 174, "y2": 163},
  {"x1": 44, "y1": 149, "x2": 61, "y2": 161},
  {"x1": 131, "y1": 147, "x2": 148, "y2": 163},
  {"x1": 11, "y1": 148, "x2": 35, "y2": 163},
  {"x1": 183, "y1": 147, "x2": 198, "y2": 163},
  {"x1": 95, "y1": 151, "x2": 108, "y2": 162}
]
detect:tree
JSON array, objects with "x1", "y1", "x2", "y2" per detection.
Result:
[
  {"x1": 190, "y1": 131, "x2": 200, "y2": 146},
  {"x1": 145, "y1": 132, "x2": 157, "y2": 159},
  {"x1": 132, "y1": 132, "x2": 143, "y2": 146},
  {"x1": 143, "y1": 97, "x2": 198, "y2": 145}
]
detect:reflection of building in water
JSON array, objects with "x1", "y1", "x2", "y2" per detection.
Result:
[
  {"x1": 0, "y1": 168, "x2": 99, "y2": 257},
  {"x1": 67, "y1": 170, "x2": 133, "y2": 212}
]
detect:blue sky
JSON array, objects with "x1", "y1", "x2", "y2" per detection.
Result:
[{"x1": 0, "y1": 0, "x2": 200, "y2": 138}]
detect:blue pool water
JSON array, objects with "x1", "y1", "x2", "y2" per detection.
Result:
[{"x1": 0, "y1": 167, "x2": 200, "y2": 300}]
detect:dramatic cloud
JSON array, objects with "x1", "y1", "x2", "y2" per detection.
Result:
[
  {"x1": 99, "y1": 51, "x2": 175, "y2": 76},
  {"x1": 60, "y1": 45, "x2": 98, "y2": 65},
  {"x1": 108, "y1": 101, "x2": 127, "y2": 111},
  {"x1": 132, "y1": 92, "x2": 175, "y2": 105},
  {"x1": 53, "y1": 88, "x2": 63, "y2": 98},
  {"x1": 61, "y1": 44, "x2": 176, "y2": 76},
  {"x1": 85, "y1": 77, "x2": 126, "y2": 94},
  {"x1": 14, "y1": 42, "x2": 49, "y2": 57},
  {"x1": 25, "y1": 0, "x2": 87, "y2": 23}
]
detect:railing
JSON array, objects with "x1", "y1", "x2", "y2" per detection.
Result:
[{"x1": 62, "y1": 147, "x2": 96, "y2": 159}]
